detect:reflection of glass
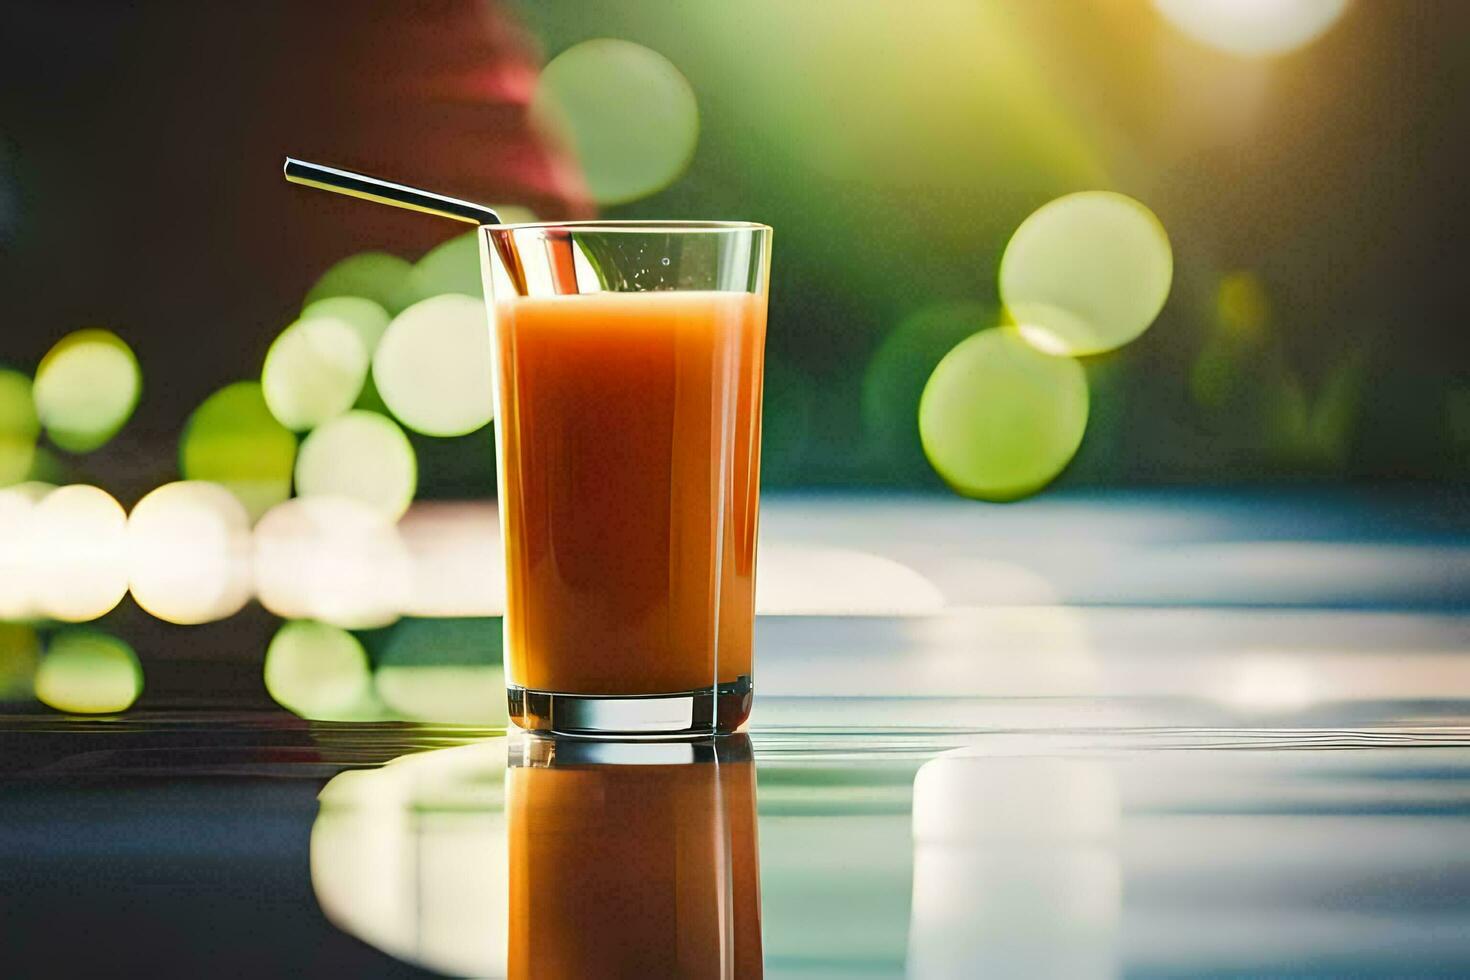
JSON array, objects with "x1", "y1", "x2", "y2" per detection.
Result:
[
  {"x1": 481, "y1": 223, "x2": 772, "y2": 736},
  {"x1": 311, "y1": 734, "x2": 762, "y2": 979},
  {"x1": 509, "y1": 735, "x2": 763, "y2": 978}
]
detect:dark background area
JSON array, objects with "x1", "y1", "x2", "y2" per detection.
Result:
[{"x1": 0, "y1": 0, "x2": 1466, "y2": 501}]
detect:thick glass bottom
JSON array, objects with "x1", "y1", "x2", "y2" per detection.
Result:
[{"x1": 508, "y1": 676, "x2": 753, "y2": 738}]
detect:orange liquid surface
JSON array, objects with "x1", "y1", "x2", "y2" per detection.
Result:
[
  {"x1": 507, "y1": 758, "x2": 762, "y2": 979},
  {"x1": 494, "y1": 290, "x2": 766, "y2": 695}
]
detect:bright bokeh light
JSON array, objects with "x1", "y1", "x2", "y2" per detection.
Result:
[
  {"x1": 301, "y1": 296, "x2": 392, "y2": 359},
  {"x1": 32, "y1": 329, "x2": 141, "y2": 452},
  {"x1": 1219, "y1": 651, "x2": 1319, "y2": 714},
  {"x1": 919, "y1": 328, "x2": 1089, "y2": 501},
  {"x1": 292, "y1": 296, "x2": 393, "y2": 420},
  {"x1": 756, "y1": 543, "x2": 945, "y2": 616},
  {"x1": 31, "y1": 484, "x2": 129, "y2": 622},
  {"x1": 861, "y1": 302, "x2": 991, "y2": 464},
  {"x1": 180, "y1": 381, "x2": 297, "y2": 521},
  {"x1": 1155, "y1": 0, "x2": 1350, "y2": 57},
  {"x1": 262, "y1": 315, "x2": 369, "y2": 431},
  {"x1": 532, "y1": 38, "x2": 699, "y2": 205},
  {"x1": 0, "y1": 482, "x2": 50, "y2": 619},
  {"x1": 34, "y1": 629, "x2": 143, "y2": 714},
  {"x1": 303, "y1": 252, "x2": 415, "y2": 315},
  {"x1": 263, "y1": 620, "x2": 372, "y2": 719},
  {"x1": 374, "y1": 618, "x2": 506, "y2": 725},
  {"x1": 0, "y1": 368, "x2": 39, "y2": 486},
  {"x1": 126, "y1": 481, "x2": 252, "y2": 625},
  {"x1": 254, "y1": 495, "x2": 410, "y2": 628},
  {"x1": 403, "y1": 232, "x2": 483, "y2": 306},
  {"x1": 294, "y1": 411, "x2": 418, "y2": 520},
  {"x1": 0, "y1": 622, "x2": 40, "y2": 700},
  {"x1": 1001, "y1": 192, "x2": 1173, "y2": 357},
  {"x1": 373, "y1": 295, "x2": 494, "y2": 438},
  {"x1": 398, "y1": 503, "x2": 505, "y2": 617}
]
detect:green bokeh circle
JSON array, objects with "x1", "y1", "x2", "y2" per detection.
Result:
[
  {"x1": 1000, "y1": 191, "x2": 1172, "y2": 357},
  {"x1": 35, "y1": 630, "x2": 143, "y2": 714},
  {"x1": 303, "y1": 252, "x2": 415, "y2": 315},
  {"x1": 294, "y1": 410, "x2": 418, "y2": 520},
  {"x1": 262, "y1": 316, "x2": 369, "y2": 431},
  {"x1": 862, "y1": 301, "x2": 993, "y2": 470},
  {"x1": 33, "y1": 329, "x2": 141, "y2": 453},
  {"x1": 180, "y1": 381, "x2": 297, "y2": 521},
  {"x1": 919, "y1": 327, "x2": 1089, "y2": 501},
  {"x1": 533, "y1": 39, "x2": 699, "y2": 205},
  {"x1": 263, "y1": 620, "x2": 371, "y2": 719},
  {"x1": 302, "y1": 296, "x2": 392, "y2": 356}
]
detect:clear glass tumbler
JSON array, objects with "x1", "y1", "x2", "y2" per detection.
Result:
[{"x1": 479, "y1": 222, "x2": 773, "y2": 737}]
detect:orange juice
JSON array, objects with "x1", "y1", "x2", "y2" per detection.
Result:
[{"x1": 493, "y1": 290, "x2": 765, "y2": 706}]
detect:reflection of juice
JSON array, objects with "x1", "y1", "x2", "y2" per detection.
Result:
[
  {"x1": 493, "y1": 291, "x2": 765, "y2": 699},
  {"x1": 507, "y1": 746, "x2": 763, "y2": 979}
]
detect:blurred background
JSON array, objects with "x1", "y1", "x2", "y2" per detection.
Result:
[{"x1": 0, "y1": 0, "x2": 1466, "y2": 722}]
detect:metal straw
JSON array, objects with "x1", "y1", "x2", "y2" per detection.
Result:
[{"x1": 283, "y1": 157, "x2": 501, "y2": 225}]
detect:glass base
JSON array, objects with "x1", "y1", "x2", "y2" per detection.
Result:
[{"x1": 508, "y1": 676, "x2": 753, "y2": 738}]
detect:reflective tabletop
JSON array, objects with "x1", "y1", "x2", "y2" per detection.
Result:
[
  {"x1": 4, "y1": 703, "x2": 1470, "y2": 977},
  {"x1": 2, "y1": 490, "x2": 1468, "y2": 977}
]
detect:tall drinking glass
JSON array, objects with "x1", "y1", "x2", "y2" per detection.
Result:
[{"x1": 479, "y1": 222, "x2": 772, "y2": 737}]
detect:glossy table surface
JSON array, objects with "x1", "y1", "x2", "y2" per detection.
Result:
[
  {"x1": 4, "y1": 707, "x2": 1470, "y2": 978},
  {"x1": 3, "y1": 489, "x2": 1468, "y2": 978}
]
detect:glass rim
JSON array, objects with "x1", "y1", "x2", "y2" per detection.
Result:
[{"x1": 482, "y1": 219, "x2": 771, "y2": 235}]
